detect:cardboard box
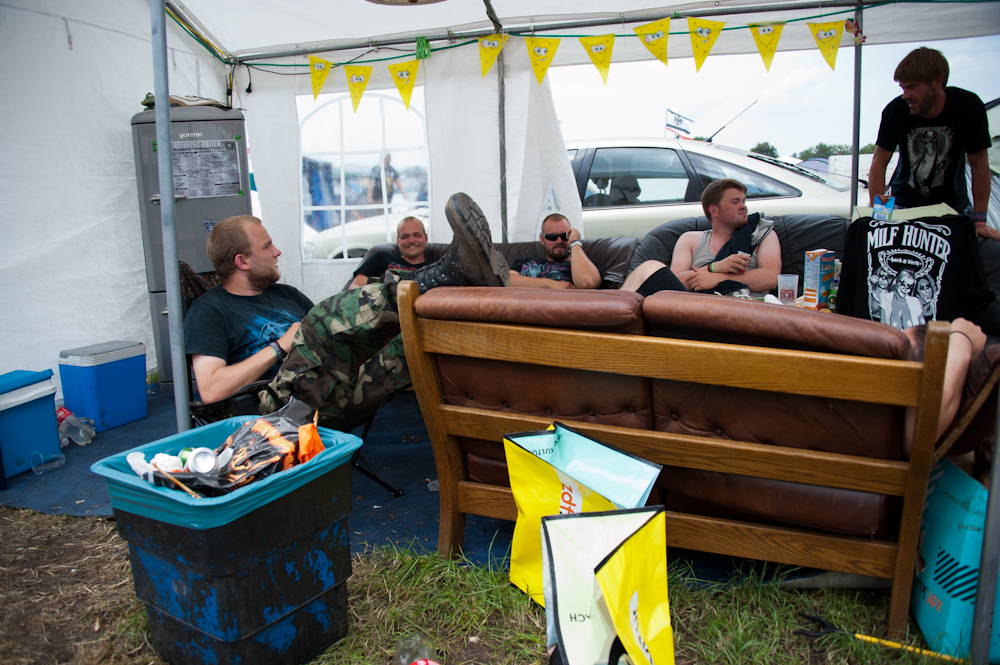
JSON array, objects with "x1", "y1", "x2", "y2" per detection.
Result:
[
  {"x1": 58, "y1": 341, "x2": 147, "y2": 432},
  {"x1": 803, "y1": 249, "x2": 835, "y2": 310},
  {"x1": 0, "y1": 370, "x2": 64, "y2": 478},
  {"x1": 911, "y1": 460, "x2": 1000, "y2": 662}
]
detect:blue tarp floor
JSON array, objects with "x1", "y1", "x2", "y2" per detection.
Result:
[{"x1": 0, "y1": 389, "x2": 810, "y2": 581}]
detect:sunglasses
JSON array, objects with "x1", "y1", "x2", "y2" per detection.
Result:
[{"x1": 543, "y1": 232, "x2": 569, "y2": 241}]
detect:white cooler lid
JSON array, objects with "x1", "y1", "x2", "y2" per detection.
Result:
[{"x1": 58, "y1": 341, "x2": 145, "y2": 367}]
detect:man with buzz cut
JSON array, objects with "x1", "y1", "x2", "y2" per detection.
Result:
[
  {"x1": 347, "y1": 215, "x2": 428, "y2": 290},
  {"x1": 508, "y1": 213, "x2": 603, "y2": 289},
  {"x1": 184, "y1": 215, "x2": 314, "y2": 404},
  {"x1": 621, "y1": 178, "x2": 782, "y2": 298},
  {"x1": 869, "y1": 46, "x2": 996, "y2": 241}
]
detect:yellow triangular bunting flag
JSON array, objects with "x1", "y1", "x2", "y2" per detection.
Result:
[
  {"x1": 526, "y1": 37, "x2": 560, "y2": 85},
  {"x1": 687, "y1": 17, "x2": 725, "y2": 72},
  {"x1": 633, "y1": 17, "x2": 670, "y2": 68},
  {"x1": 344, "y1": 65, "x2": 372, "y2": 113},
  {"x1": 479, "y1": 34, "x2": 508, "y2": 78},
  {"x1": 808, "y1": 21, "x2": 843, "y2": 70},
  {"x1": 387, "y1": 59, "x2": 419, "y2": 109},
  {"x1": 748, "y1": 22, "x2": 784, "y2": 71},
  {"x1": 309, "y1": 55, "x2": 333, "y2": 100},
  {"x1": 579, "y1": 34, "x2": 615, "y2": 84}
]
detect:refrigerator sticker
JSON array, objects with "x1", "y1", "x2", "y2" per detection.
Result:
[{"x1": 172, "y1": 140, "x2": 241, "y2": 198}]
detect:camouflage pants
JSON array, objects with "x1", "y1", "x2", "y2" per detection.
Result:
[{"x1": 260, "y1": 272, "x2": 410, "y2": 432}]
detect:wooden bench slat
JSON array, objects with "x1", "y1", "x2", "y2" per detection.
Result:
[
  {"x1": 417, "y1": 319, "x2": 923, "y2": 406},
  {"x1": 441, "y1": 405, "x2": 911, "y2": 496}
]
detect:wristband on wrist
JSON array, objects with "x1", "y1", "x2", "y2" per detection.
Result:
[
  {"x1": 569, "y1": 240, "x2": 583, "y2": 250},
  {"x1": 951, "y1": 330, "x2": 974, "y2": 347},
  {"x1": 269, "y1": 341, "x2": 287, "y2": 363},
  {"x1": 709, "y1": 262, "x2": 717, "y2": 273},
  {"x1": 972, "y1": 211, "x2": 988, "y2": 223}
]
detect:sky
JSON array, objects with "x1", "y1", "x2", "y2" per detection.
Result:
[{"x1": 548, "y1": 35, "x2": 1000, "y2": 158}]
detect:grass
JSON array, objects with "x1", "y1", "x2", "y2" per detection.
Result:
[{"x1": 309, "y1": 544, "x2": 952, "y2": 665}]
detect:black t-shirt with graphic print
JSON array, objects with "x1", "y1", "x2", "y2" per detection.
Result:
[
  {"x1": 838, "y1": 215, "x2": 994, "y2": 331},
  {"x1": 184, "y1": 284, "x2": 314, "y2": 380},
  {"x1": 353, "y1": 250, "x2": 425, "y2": 281},
  {"x1": 876, "y1": 87, "x2": 991, "y2": 213}
]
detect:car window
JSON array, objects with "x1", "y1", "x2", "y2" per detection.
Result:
[
  {"x1": 567, "y1": 149, "x2": 577, "y2": 161},
  {"x1": 685, "y1": 153, "x2": 799, "y2": 199},
  {"x1": 583, "y1": 148, "x2": 692, "y2": 207}
]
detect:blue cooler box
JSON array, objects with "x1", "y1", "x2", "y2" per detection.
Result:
[
  {"x1": 58, "y1": 341, "x2": 147, "y2": 432},
  {"x1": 92, "y1": 419, "x2": 362, "y2": 665},
  {"x1": 0, "y1": 370, "x2": 65, "y2": 479}
]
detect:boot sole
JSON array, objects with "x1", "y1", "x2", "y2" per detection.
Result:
[{"x1": 445, "y1": 193, "x2": 510, "y2": 287}]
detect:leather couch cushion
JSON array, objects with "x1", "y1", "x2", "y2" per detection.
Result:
[
  {"x1": 415, "y1": 287, "x2": 647, "y2": 335},
  {"x1": 642, "y1": 290, "x2": 912, "y2": 359}
]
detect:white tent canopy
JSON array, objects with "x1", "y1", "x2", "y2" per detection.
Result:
[{"x1": 2, "y1": 0, "x2": 999, "y2": 398}]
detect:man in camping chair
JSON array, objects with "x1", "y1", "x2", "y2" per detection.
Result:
[{"x1": 184, "y1": 194, "x2": 511, "y2": 432}]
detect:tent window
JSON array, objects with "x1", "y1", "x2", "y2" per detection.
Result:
[{"x1": 299, "y1": 91, "x2": 430, "y2": 261}]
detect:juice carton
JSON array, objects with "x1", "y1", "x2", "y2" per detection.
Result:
[{"x1": 803, "y1": 249, "x2": 835, "y2": 310}]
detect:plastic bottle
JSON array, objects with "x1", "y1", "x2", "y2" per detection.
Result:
[
  {"x1": 56, "y1": 406, "x2": 96, "y2": 446},
  {"x1": 393, "y1": 632, "x2": 441, "y2": 665}
]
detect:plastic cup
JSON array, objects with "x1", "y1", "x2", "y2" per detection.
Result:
[{"x1": 777, "y1": 274, "x2": 798, "y2": 306}]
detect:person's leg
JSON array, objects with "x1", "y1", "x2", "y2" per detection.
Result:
[
  {"x1": 262, "y1": 274, "x2": 410, "y2": 430},
  {"x1": 621, "y1": 261, "x2": 688, "y2": 297},
  {"x1": 261, "y1": 192, "x2": 509, "y2": 429}
]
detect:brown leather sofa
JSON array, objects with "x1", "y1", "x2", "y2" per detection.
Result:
[{"x1": 396, "y1": 281, "x2": 1000, "y2": 637}]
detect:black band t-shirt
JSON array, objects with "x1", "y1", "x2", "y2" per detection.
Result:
[
  {"x1": 184, "y1": 284, "x2": 314, "y2": 379},
  {"x1": 876, "y1": 87, "x2": 991, "y2": 212}
]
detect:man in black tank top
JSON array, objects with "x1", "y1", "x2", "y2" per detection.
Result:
[{"x1": 621, "y1": 178, "x2": 781, "y2": 297}]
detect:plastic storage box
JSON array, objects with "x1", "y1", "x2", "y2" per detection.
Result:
[
  {"x1": 92, "y1": 418, "x2": 362, "y2": 665},
  {"x1": 0, "y1": 370, "x2": 65, "y2": 479},
  {"x1": 58, "y1": 341, "x2": 147, "y2": 432}
]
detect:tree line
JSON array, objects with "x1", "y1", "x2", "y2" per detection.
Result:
[{"x1": 749, "y1": 141, "x2": 877, "y2": 159}]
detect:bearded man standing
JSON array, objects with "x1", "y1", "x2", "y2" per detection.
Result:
[{"x1": 869, "y1": 47, "x2": 995, "y2": 240}]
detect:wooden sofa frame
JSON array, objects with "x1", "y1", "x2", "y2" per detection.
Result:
[{"x1": 397, "y1": 280, "x2": 964, "y2": 636}]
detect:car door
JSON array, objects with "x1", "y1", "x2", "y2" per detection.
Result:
[{"x1": 577, "y1": 146, "x2": 703, "y2": 239}]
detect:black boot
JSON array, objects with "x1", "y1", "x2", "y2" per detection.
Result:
[{"x1": 411, "y1": 193, "x2": 510, "y2": 294}]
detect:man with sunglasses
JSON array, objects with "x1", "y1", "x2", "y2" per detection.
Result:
[{"x1": 508, "y1": 213, "x2": 603, "y2": 289}]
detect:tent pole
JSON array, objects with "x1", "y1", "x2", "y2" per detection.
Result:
[
  {"x1": 850, "y1": 2, "x2": 862, "y2": 214},
  {"x1": 484, "y1": 0, "x2": 508, "y2": 242},
  {"x1": 498, "y1": 45, "x2": 508, "y2": 243},
  {"x1": 970, "y1": 401, "x2": 1000, "y2": 664},
  {"x1": 150, "y1": 0, "x2": 191, "y2": 432}
]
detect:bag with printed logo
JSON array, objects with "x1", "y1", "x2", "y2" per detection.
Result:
[
  {"x1": 541, "y1": 508, "x2": 666, "y2": 665},
  {"x1": 595, "y1": 509, "x2": 674, "y2": 665},
  {"x1": 504, "y1": 424, "x2": 662, "y2": 606}
]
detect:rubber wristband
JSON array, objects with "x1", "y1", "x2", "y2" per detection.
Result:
[
  {"x1": 269, "y1": 341, "x2": 286, "y2": 362},
  {"x1": 951, "y1": 330, "x2": 974, "y2": 346},
  {"x1": 710, "y1": 262, "x2": 717, "y2": 273}
]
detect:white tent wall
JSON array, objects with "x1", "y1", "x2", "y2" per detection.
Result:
[{"x1": 0, "y1": 1, "x2": 228, "y2": 396}]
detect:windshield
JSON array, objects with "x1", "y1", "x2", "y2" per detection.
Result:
[{"x1": 745, "y1": 152, "x2": 851, "y2": 192}]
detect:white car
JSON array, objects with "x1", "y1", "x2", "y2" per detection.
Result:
[{"x1": 568, "y1": 138, "x2": 853, "y2": 239}]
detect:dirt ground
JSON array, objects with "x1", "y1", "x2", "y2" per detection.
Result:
[{"x1": 0, "y1": 506, "x2": 160, "y2": 665}]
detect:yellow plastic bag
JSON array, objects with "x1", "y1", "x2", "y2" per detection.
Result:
[
  {"x1": 541, "y1": 508, "x2": 661, "y2": 664},
  {"x1": 505, "y1": 435, "x2": 615, "y2": 605},
  {"x1": 595, "y1": 509, "x2": 674, "y2": 665}
]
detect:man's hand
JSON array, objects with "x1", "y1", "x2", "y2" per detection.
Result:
[
  {"x1": 713, "y1": 254, "x2": 749, "y2": 275},
  {"x1": 278, "y1": 322, "x2": 301, "y2": 353},
  {"x1": 684, "y1": 265, "x2": 725, "y2": 291},
  {"x1": 976, "y1": 224, "x2": 1000, "y2": 241}
]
